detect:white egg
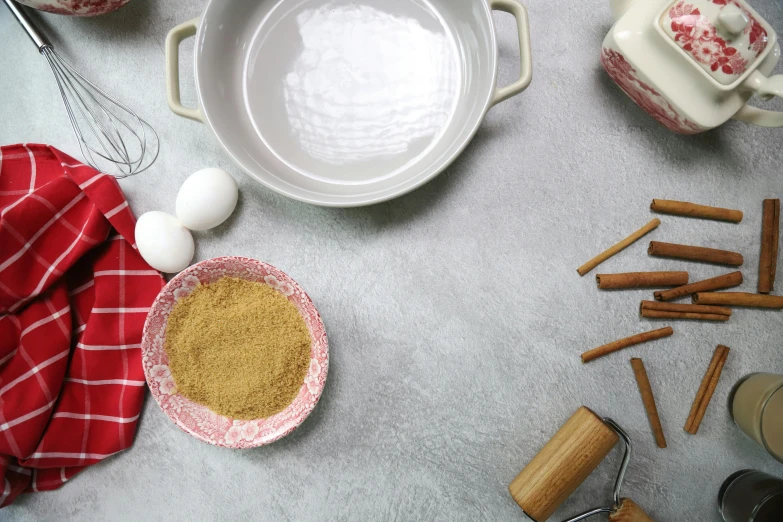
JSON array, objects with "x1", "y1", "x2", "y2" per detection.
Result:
[
  {"x1": 175, "y1": 168, "x2": 238, "y2": 231},
  {"x1": 135, "y1": 211, "x2": 195, "y2": 273}
]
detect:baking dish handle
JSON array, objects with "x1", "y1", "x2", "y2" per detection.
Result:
[
  {"x1": 490, "y1": 0, "x2": 533, "y2": 107},
  {"x1": 165, "y1": 18, "x2": 204, "y2": 123}
]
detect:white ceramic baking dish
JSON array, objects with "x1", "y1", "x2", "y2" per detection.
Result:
[{"x1": 166, "y1": 0, "x2": 532, "y2": 207}]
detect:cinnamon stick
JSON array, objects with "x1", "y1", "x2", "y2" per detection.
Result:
[
  {"x1": 640, "y1": 309, "x2": 728, "y2": 321},
  {"x1": 596, "y1": 271, "x2": 688, "y2": 289},
  {"x1": 685, "y1": 345, "x2": 730, "y2": 434},
  {"x1": 630, "y1": 358, "x2": 667, "y2": 448},
  {"x1": 684, "y1": 347, "x2": 725, "y2": 433},
  {"x1": 693, "y1": 292, "x2": 783, "y2": 309},
  {"x1": 758, "y1": 199, "x2": 780, "y2": 294},
  {"x1": 581, "y1": 326, "x2": 673, "y2": 363},
  {"x1": 653, "y1": 271, "x2": 743, "y2": 301},
  {"x1": 650, "y1": 199, "x2": 743, "y2": 223},
  {"x1": 641, "y1": 300, "x2": 732, "y2": 316},
  {"x1": 648, "y1": 241, "x2": 743, "y2": 266},
  {"x1": 577, "y1": 219, "x2": 660, "y2": 276}
]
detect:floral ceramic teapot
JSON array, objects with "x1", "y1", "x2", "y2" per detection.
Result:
[{"x1": 602, "y1": 0, "x2": 783, "y2": 134}]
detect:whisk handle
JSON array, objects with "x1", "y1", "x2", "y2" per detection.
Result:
[{"x1": 3, "y1": 0, "x2": 51, "y2": 52}]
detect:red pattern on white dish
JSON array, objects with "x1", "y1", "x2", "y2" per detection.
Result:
[
  {"x1": 15, "y1": 0, "x2": 131, "y2": 16},
  {"x1": 141, "y1": 257, "x2": 329, "y2": 448},
  {"x1": 601, "y1": 47, "x2": 702, "y2": 134}
]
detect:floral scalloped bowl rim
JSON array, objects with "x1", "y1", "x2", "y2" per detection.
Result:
[
  {"x1": 141, "y1": 256, "x2": 328, "y2": 448},
  {"x1": 16, "y1": 0, "x2": 132, "y2": 16}
]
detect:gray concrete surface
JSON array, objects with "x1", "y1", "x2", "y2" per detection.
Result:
[{"x1": 2, "y1": 0, "x2": 783, "y2": 520}]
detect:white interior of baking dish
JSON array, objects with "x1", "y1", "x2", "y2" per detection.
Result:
[{"x1": 195, "y1": 0, "x2": 497, "y2": 206}]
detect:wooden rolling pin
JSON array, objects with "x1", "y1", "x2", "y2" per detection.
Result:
[{"x1": 508, "y1": 406, "x2": 655, "y2": 522}]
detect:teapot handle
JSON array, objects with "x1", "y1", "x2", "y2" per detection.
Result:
[{"x1": 732, "y1": 71, "x2": 783, "y2": 128}]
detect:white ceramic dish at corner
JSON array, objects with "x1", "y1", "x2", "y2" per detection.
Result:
[{"x1": 166, "y1": 0, "x2": 532, "y2": 207}]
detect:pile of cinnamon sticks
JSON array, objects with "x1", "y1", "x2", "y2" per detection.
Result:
[{"x1": 576, "y1": 198, "x2": 781, "y2": 446}]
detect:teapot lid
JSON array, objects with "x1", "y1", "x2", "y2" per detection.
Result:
[{"x1": 659, "y1": 0, "x2": 775, "y2": 86}]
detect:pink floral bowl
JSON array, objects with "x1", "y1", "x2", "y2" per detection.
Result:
[
  {"x1": 15, "y1": 0, "x2": 132, "y2": 16},
  {"x1": 141, "y1": 256, "x2": 328, "y2": 448}
]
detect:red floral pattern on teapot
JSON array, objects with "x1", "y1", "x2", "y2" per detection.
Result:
[
  {"x1": 601, "y1": 47, "x2": 702, "y2": 134},
  {"x1": 710, "y1": 0, "x2": 768, "y2": 52},
  {"x1": 665, "y1": 0, "x2": 768, "y2": 81}
]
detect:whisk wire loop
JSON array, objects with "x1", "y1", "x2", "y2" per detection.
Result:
[
  {"x1": 4, "y1": 0, "x2": 159, "y2": 179},
  {"x1": 40, "y1": 46, "x2": 159, "y2": 178}
]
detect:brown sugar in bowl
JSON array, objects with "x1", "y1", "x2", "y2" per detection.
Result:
[{"x1": 141, "y1": 256, "x2": 328, "y2": 448}]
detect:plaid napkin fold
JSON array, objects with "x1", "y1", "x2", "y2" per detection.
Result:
[{"x1": 0, "y1": 144, "x2": 164, "y2": 507}]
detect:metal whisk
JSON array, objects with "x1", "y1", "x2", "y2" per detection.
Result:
[{"x1": 3, "y1": 0, "x2": 159, "y2": 178}]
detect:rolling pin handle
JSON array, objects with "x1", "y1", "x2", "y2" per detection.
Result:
[
  {"x1": 608, "y1": 498, "x2": 655, "y2": 522},
  {"x1": 602, "y1": 417, "x2": 632, "y2": 508}
]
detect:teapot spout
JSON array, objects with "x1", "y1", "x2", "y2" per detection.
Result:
[{"x1": 610, "y1": 0, "x2": 634, "y2": 20}]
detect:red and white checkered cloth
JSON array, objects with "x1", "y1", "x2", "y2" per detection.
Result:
[{"x1": 0, "y1": 144, "x2": 164, "y2": 507}]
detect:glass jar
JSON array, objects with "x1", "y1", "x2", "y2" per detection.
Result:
[{"x1": 729, "y1": 373, "x2": 783, "y2": 463}]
